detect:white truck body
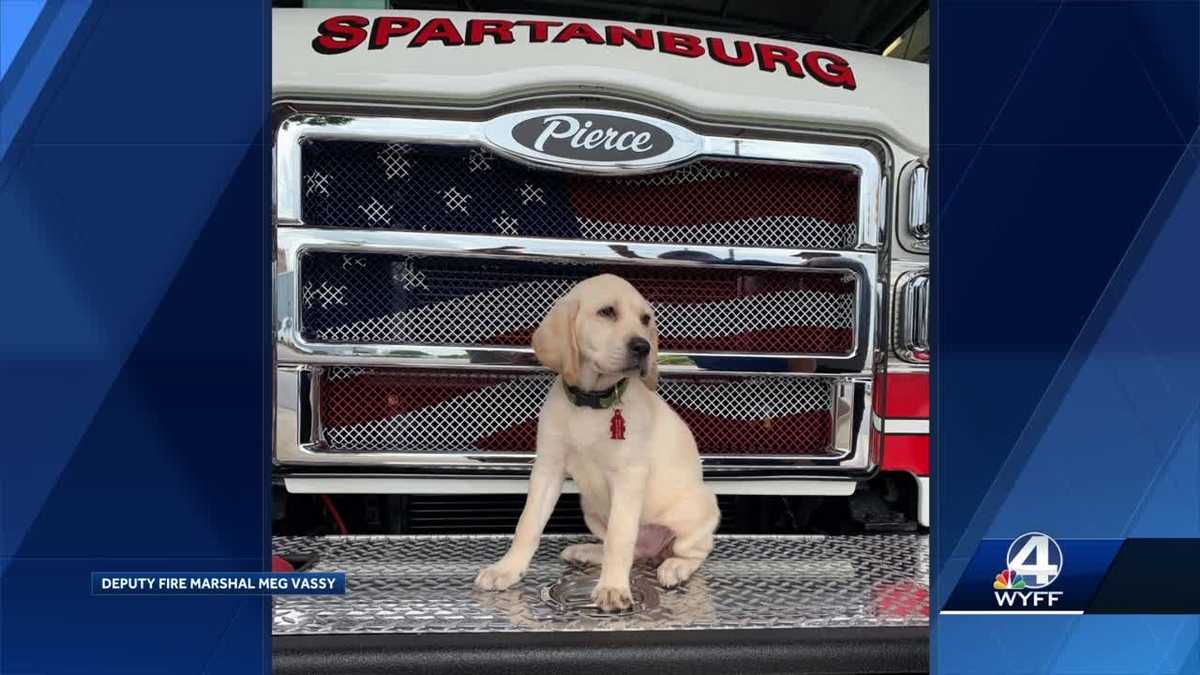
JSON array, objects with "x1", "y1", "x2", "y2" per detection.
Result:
[{"x1": 273, "y1": 10, "x2": 928, "y2": 153}]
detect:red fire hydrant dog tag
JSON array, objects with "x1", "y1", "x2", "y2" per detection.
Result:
[{"x1": 610, "y1": 409, "x2": 626, "y2": 440}]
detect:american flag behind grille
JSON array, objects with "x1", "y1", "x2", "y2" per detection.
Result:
[
  {"x1": 300, "y1": 252, "x2": 857, "y2": 355},
  {"x1": 300, "y1": 141, "x2": 861, "y2": 250},
  {"x1": 320, "y1": 368, "x2": 837, "y2": 456}
]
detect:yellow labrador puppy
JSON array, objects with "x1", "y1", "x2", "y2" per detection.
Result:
[{"x1": 474, "y1": 274, "x2": 720, "y2": 611}]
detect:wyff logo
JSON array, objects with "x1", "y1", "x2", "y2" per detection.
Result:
[{"x1": 994, "y1": 532, "x2": 1065, "y2": 609}]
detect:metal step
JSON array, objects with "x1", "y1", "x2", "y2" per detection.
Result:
[{"x1": 272, "y1": 534, "x2": 928, "y2": 635}]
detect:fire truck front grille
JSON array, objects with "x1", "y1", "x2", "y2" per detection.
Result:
[
  {"x1": 300, "y1": 141, "x2": 861, "y2": 250},
  {"x1": 318, "y1": 368, "x2": 838, "y2": 457},
  {"x1": 300, "y1": 252, "x2": 857, "y2": 356}
]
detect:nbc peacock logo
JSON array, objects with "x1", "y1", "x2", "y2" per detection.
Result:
[{"x1": 993, "y1": 569, "x2": 1026, "y2": 590}]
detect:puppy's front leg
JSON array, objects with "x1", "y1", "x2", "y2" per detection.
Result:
[
  {"x1": 592, "y1": 466, "x2": 648, "y2": 611},
  {"x1": 475, "y1": 452, "x2": 565, "y2": 591}
]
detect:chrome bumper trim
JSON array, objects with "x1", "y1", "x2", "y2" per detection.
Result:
[
  {"x1": 872, "y1": 415, "x2": 930, "y2": 435},
  {"x1": 282, "y1": 475, "x2": 857, "y2": 496}
]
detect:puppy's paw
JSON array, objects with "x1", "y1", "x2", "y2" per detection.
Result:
[
  {"x1": 474, "y1": 562, "x2": 524, "y2": 591},
  {"x1": 656, "y1": 556, "x2": 701, "y2": 588},
  {"x1": 591, "y1": 582, "x2": 633, "y2": 612},
  {"x1": 561, "y1": 543, "x2": 604, "y2": 566}
]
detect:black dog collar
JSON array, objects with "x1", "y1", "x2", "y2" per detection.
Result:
[{"x1": 563, "y1": 378, "x2": 628, "y2": 410}]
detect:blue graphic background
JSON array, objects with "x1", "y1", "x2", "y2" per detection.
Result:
[
  {"x1": 3, "y1": 0, "x2": 1199, "y2": 672},
  {"x1": 936, "y1": 0, "x2": 1200, "y2": 672},
  {"x1": 1, "y1": 1, "x2": 269, "y2": 672}
]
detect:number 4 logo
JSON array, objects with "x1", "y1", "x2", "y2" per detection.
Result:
[{"x1": 1006, "y1": 532, "x2": 1063, "y2": 589}]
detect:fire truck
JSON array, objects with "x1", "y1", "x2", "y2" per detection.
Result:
[{"x1": 271, "y1": 5, "x2": 929, "y2": 672}]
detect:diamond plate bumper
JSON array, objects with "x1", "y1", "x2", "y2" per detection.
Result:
[{"x1": 272, "y1": 534, "x2": 928, "y2": 635}]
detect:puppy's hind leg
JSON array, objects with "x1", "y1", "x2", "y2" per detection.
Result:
[
  {"x1": 561, "y1": 510, "x2": 607, "y2": 565},
  {"x1": 561, "y1": 543, "x2": 604, "y2": 566},
  {"x1": 657, "y1": 496, "x2": 720, "y2": 589}
]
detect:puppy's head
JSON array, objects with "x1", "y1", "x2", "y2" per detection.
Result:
[{"x1": 532, "y1": 274, "x2": 659, "y2": 390}]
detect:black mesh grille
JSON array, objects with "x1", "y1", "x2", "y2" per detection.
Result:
[
  {"x1": 300, "y1": 251, "x2": 857, "y2": 355},
  {"x1": 388, "y1": 494, "x2": 742, "y2": 534},
  {"x1": 300, "y1": 141, "x2": 860, "y2": 250}
]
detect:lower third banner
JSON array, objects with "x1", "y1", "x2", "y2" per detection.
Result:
[
  {"x1": 92, "y1": 572, "x2": 346, "y2": 596},
  {"x1": 942, "y1": 533, "x2": 1200, "y2": 615}
]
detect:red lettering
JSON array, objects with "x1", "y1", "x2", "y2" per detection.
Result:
[
  {"x1": 515, "y1": 19, "x2": 562, "y2": 42},
  {"x1": 804, "y1": 50, "x2": 857, "y2": 90},
  {"x1": 553, "y1": 22, "x2": 605, "y2": 44},
  {"x1": 312, "y1": 15, "x2": 368, "y2": 55},
  {"x1": 658, "y1": 31, "x2": 704, "y2": 58},
  {"x1": 755, "y1": 43, "x2": 805, "y2": 78},
  {"x1": 408, "y1": 17, "x2": 464, "y2": 48},
  {"x1": 369, "y1": 17, "x2": 418, "y2": 50},
  {"x1": 317, "y1": 13, "x2": 856, "y2": 94},
  {"x1": 465, "y1": 19, "x2": 515, "y2": 45},
  {"x1": 605, "y1": 25, "x2": 654, "y2": 49},
  {"x1": 707, "y1": 37, "x2": 754, "y2": 66}
]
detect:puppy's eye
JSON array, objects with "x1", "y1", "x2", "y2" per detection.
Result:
[
  {"x1": 597, "y1": 306, "x2": 617, "y2": 319},
  {"x1": 641, "y1": 314, "x2": 652, "y2": 326}
]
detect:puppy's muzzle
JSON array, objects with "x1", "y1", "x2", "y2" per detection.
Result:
[{"x1": 628, "y1": 337, "x2": 651, "y2": 374}]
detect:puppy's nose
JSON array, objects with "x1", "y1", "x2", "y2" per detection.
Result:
[{"x1": 628, "y1": 337, "x2": 651, "y2": 359}]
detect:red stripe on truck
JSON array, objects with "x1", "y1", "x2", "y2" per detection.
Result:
[
  {"x1": 885, "y1": 372, "x2": 929, "y2": 419},
  {"x1": 882, "y1": 434, "x2": 929, "y2": 476}
]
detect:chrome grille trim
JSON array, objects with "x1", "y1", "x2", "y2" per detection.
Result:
[
  {"x1": 275, "y1": 228, "x2": 877, "y2": 375},
  {"x1": 275, "y1": 111, "x2": 885, "y2": 251},
  {"x1": 298, "y1": 140, "x2": 861, "y2": 250},
  {"x1": 275, "y1": 367, "x2": 873, "y2": 471},
  {"x1": 317, "y1": 367, "x2": 840, "y2": 457},
  {"x1": 272, "y1": 104, "x2": 887, "y2": 474},
  {"x1": 907, "y1": 162, "x2": 930, "y2": 241},
  {"x1": 297, "y1": 251, "x2": 858, "y2": 356},
  {"x1": 897, "y1": 158, "x2": 929, "y2": 255},
  {"x1": 895, "y1": 268, "x2": 930, "y2": 364}
]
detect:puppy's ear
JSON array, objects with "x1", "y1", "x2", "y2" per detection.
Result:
[
  {"x1": 641, "y1": 318, "x2": 659, "y2": 392},
  {"x1": 532, "y1": 294, "x2": 581, "y2": 384}
]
